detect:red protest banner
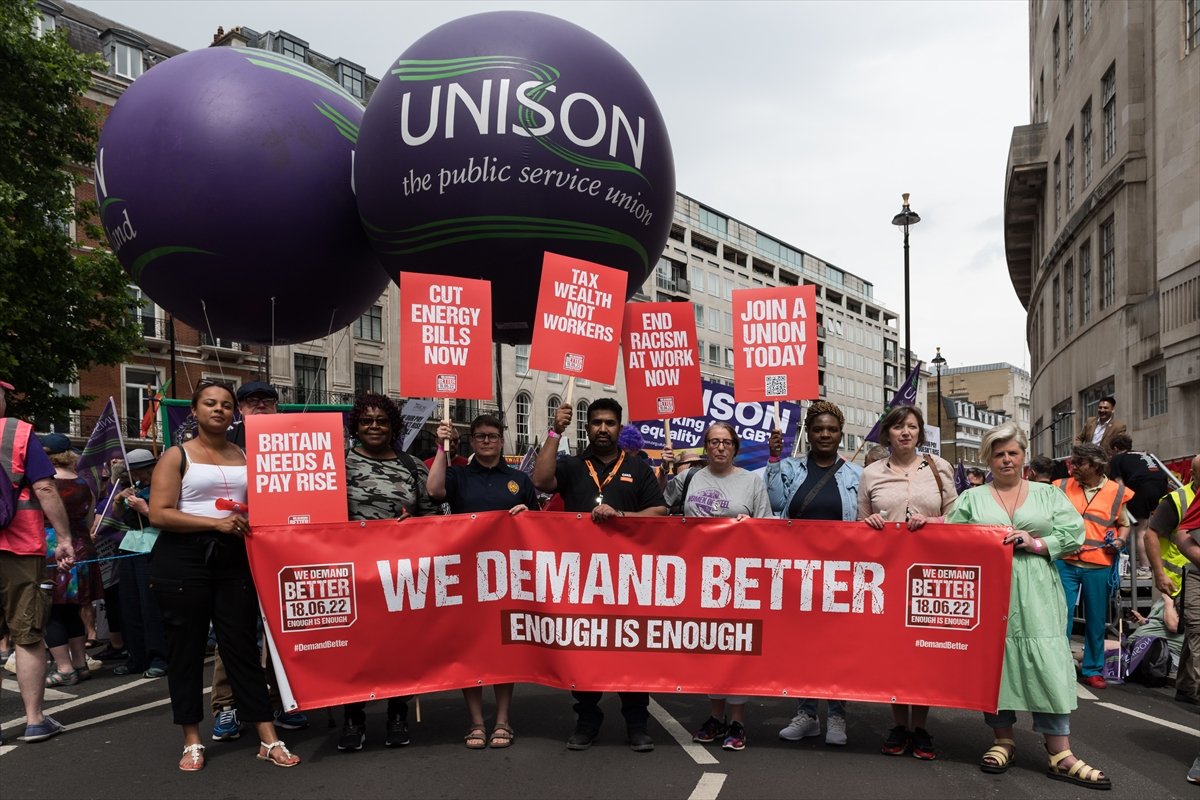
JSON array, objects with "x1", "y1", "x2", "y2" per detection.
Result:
[
  {"x1": 731, "y1": 284, "x2": 818, "y2": 401},
  {"x1": 529, "y1": 252, "x2": 627, "y2": 383},
  {"x1": 399, "y1": 272, "x2": 493, "y2": 399},
  {"x1": 248, "y1": 514, "x2": 1012, "y2": 713},
  {"x1": 621, "y1": 302, "x2": 703, "y2": 420},
  {"x1": 245, "y1": 413, "x2": 347, "y2": 526}
]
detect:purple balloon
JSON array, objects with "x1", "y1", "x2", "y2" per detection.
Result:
[
  {"x1": 355, "y1": 11, "x2": 675, "y2": 344},
  {"x1": 95, "y1": 47, "x2": 389, "y2": 345}
]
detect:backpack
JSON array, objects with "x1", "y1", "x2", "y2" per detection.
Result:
[
  {"x1": 0, "y1": 460, "x2": 18, "y2": 529},
  {"x1": 1129, "y1": 637, "x2": 1172, "y2": 687}
]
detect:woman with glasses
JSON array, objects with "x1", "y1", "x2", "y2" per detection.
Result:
[
  {"x1": 661, "y1": 421, "x2": 771, "y2": 752},
  {"x1": 427, "y1": 414, "x2": 540, "y2": 749},
  {"x1": 767, "y1": 400, "x2": 862, "y2": 748},
  {"x1": 337, "y1": 393, "x2": 439, "y2": 753}
]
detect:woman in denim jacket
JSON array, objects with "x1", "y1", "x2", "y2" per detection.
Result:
[{"x1": 765, "y1": 401, "x2": 862, "y2": 747}]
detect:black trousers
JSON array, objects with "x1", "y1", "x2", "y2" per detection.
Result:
[
  {"x1": 150, "y1": 534, "x2": 272, "y2": 725},
  {"x1": 572, "y1": 691, "x2": 650, "y2": 731},
  {"x1": 118, "y1": 551, "x2": 167, "y2": 672}
]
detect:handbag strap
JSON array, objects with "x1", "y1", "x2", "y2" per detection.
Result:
[
  {"x1": 797, "y1": 458, "x2": 844, "y2": 517},
  {"x1": 923, "y1": 455, "x2": 945, "y2": 506}
]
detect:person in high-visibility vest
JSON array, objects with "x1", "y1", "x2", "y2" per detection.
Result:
[
  {"x1": 1145, "y1": 455, "x2": 1199, "y2": 600},
  {"x1": 1169, "y1": 490, "x2": 1200, "y2": 784},
  {"x1": 1055, "y1": 443, "x2": 1133, "y2": 691}
]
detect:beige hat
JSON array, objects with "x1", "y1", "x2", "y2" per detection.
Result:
[{"x1": 674, "y1": 448, "x2": 707, "y2": 467}]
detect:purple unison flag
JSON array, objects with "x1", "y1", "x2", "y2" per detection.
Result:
[
  {"x1": 76, "y1": 398, "x2": 127, "y2": 497},
  {"x1": 90, "y1": 481, "x2": 131, "y2": 587},
  {"x1": 865, "y1": 361, "x2": 924, "y2": 444},
  {"x1": 954, "y1": 460, "x2": 970, "y2": 493}
]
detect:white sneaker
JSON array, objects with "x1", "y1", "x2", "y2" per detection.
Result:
[
  {"x1": 779, "y1": 711, "x2": 821, "y2": 741},
  {"x1": 825, "y1": 715, "x2": 847, "y2": 746}
]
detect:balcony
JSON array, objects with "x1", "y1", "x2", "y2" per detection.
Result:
[
  {"x1": 275, "y1": 385, "x2": 355, "y2": 406},
  {"x1": 1003, "y1": 123, "x2": 1048, "y2": 309},
  {"x1": 135, "y1": 314, "x2": 171, "y2": 353},
  {"x1": 200, "y1": 333, "x2": 254, "y2": 363}
]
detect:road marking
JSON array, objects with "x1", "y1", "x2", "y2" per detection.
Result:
[
  {"x1": 648, "y1": 698, "x2": 719, "y2": 765},
  {"x1": 1, "y1": 679, "x2": 75, "y2": 701},
  {"x1": 1076, "y1": 684, "x2": 1097, "y2": 701},
  {"x1": 1094, "y1": 702, "x2": 1200, "y2": 737},
  {"x1": 687, "y1": 772, "x2": 727, "y2": 800},
  {"x1": 0, "y1": 675, "x2": 161, "y2": 732}
]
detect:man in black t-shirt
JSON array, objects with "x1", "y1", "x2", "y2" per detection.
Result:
[
  {"x1": 533, "y1": 397, "x2": 666, "y2": 752},
  {"x1": 1108, "y1": 434, "x2": 1170, "y2": 577}
]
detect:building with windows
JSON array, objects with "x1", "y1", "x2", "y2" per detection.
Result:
[
  {"x1": 925, "y1": 363, "x2": 1029, "y2": 464},
  {"x1": 1004, "y1": 0, "x2": 1199, "y2": 463}
]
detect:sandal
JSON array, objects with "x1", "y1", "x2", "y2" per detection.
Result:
[
  {"x1": 45, "y1": 669, "x2": 78, "y2": 687},
  {"x1": 464, "y1": 725, "x2": 487, "y2": 749},
  {"x1": 73, "y1": 665, "x2": 92, "y2": 682},
  {"x1": 257, "y1": 740, "x2": 300, "y2": 768},
  {"x1": 490, "y1": 722, "x2": 515, "y2": 749},
  {"x1": 980, "y1": 738, "x2": 1015, "y2": 773},
  {"x1": 1047, "y1": 748, "x2": 1111, "y2": 790},
  {"x1": 179, "y1": 743, "x2": 206, "y2": 772}
]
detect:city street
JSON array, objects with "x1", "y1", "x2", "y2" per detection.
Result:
[{"x1": 2, "y1": 655, "x2": 1196, "y2": 799}]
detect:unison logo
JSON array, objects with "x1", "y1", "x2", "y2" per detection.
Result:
[{"x1": 392, "y1": 56, "x2": 648, "y2": 181}]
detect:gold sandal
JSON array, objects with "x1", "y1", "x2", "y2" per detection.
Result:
[
  {"x1": 1047, "y1": 748, "x2": 1111, "y2": 790},
  {"x1": 980, "y1": 738, "x2": 1015, "y2": 773}
]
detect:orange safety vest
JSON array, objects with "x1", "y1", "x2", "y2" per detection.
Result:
[
  {"x1": 0, "y1": 417, "x2": 46, "y2": 556},
  {"x1": 1056, "y1": 476, "x2": 1133, "y2": 567}
]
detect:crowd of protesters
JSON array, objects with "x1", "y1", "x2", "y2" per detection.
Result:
[{"x1": 3, "y1": 376, "x2": 1198, "y2": 787}]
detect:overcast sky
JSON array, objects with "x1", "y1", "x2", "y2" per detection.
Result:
[{"x1": 75, "y1": 0, "x2": 1032, "y2": 372}]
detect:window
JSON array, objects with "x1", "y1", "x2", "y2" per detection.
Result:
[
  {"x1": 698, "y1": 207, "x2": 727, "y2": 236},
  {"x1": 1053, "y1": 20, "x2": 1061, "y2": 93},
  {"x1": 722, "y1": 277, "x2": 733, "y2": 301},
  {"x1": 127, "y1": 284, "x2": 160, "y2": 338},
  {"x1": 1065, "y1": 0, "x2": 1074, "y2": 67},
  {"x1": 1081, "y1": 379, "x2": 1114, "y2": 422},
  {"x1": 1101, "y1": 64, "x2": 1116, "y2": 162},
  {"x1": 1064, "y1": 259, "x2": 1074, "y2": 337},
  {"x1": 1065, "y1": 129, "x2": 1075, "y2": 209},
  {"x1": 33, "y1": 10, "x2": 55, "y2": 37},
  {"x1": 692, "y1": 270, "x2": 704, "y2": 294},
  {"x1": 1052, "y1": 152, "x2": 1063, "y2": 229},
  {"x1": 1079, "y1": 238, "x2": 1092, "y2": 323},
  {"x1": 655, "y1": 257, "x2": 687, "y2": 294},
  {"x1": 724, "y1": 348, "x2": 734, "y2": 369},
  {"x1": 124, "y1": 366, "x2": 161, "y2": 439},
  {"x1": 723, "y1": 311, "x2": 733, "y2": 335},
  {"x1": 1143, "y1": 369, "x2": 1167, "y2": 417},
  {"x1": 546, "y1": 395, "x2": 561, "y2": 429},
  {"x1": 1100, "y1": 216, "x2": 1115, "y2": 309},
  {"x1": 694, "y1": 303, "x2": 705, "y2": 328},
  {"x1": 339, "y1": 63, "x2": 365, "y2": 99},
  {"x1": 1083, "y1": 0, "x2": 1093, "y2": 34},
  {"x1": 353, "y1": 305, "x2": 383, "y2": 341},
  {"x1": 1189, "y1": 0, "x2": 1200, "y2": 52},
  {"x1": 1080, "y1": 99, "x2": 1093, "y2": 187},
  {"x1": 1051, "y1": 399, "x2": 1073, "y2": 458},
  {"x1": 279, "y1": 36, "x2": 306, "y2": 62},
  {"x1": 514, "y1": 392, "x2": 530, "y2": 448},
  {"x1": 515, "y1": 344, "x2": 529, "y2": 376},
  {"x1": 110, "y1": 41, "x2": 144, "y2": 80},
  {"x1": 353, "y1": 362, "x2": 383, "y2": 396},
  {"x1": 1051, "y1": 274, "x2": 1061, "y2": 347},
  {"x1": 708, "y1": 344, "x2": 721, "y2": 366},
  {"x1": 575, "y1": 400, "x2": 589, "y2": 452},
  {"x1": 294, "y1": 354, "x2": 327, "y2": 402}
]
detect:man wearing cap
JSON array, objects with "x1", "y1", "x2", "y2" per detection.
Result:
[
  {"x1": 209, "y1": 380, "x2": 309, "y2": 740},
  {"x1": 114, "y1": 448, "x2": 169, "y2": 679},
  {"x1": 0, "y1": 380, "x2": 75, "y2": 742}
]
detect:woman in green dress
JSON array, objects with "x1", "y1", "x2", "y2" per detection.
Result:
[{"x1": 946, "y1": 421, "x2": 1112, "y2": 791}]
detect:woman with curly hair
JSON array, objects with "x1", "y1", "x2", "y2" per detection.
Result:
[
  {"x1": 767, "y1": 401, "x2": 862, "y2": 748},
  {"x1": 337, "y1": 393, "x2": 439, "y2": 753}
]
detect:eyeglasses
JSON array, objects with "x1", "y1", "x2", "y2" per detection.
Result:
[
  {"x1": 242, "y1": 397, "x2": 277, "y2": 409},
  {"x1": 358, "y1": 416, "x2": 389, "y2": 429},
  {"x1": 471, "y1": 433, "x2": 502, "y2": 442},
  {"x1": 706, "y1": 439, "x2": 735, "y2": 449}
]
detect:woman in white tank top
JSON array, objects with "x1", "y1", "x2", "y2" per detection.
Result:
[{"x1": 148, "y1": 381, "x2": 300, "y2": 771}]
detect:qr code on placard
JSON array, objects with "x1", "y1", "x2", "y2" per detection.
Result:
[
  {"x1": 764, "y1": 374, "x2": 788, "y2": 397},
  {"x1": 563, "y1": 353, "x2": 584, "y2": 373}
]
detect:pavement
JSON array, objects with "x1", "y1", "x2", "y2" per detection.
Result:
[{"x1": 2, "y1": 651, "x2": 1197, "y2": 800}]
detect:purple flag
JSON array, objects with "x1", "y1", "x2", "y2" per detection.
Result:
[
  {"x1": 76, "y1": 397, "x2": 128, "y2": 497},
  {"x1": 954, "y1": 459, "x2": 970, "y2": 493},
  {"x1": 865, "y1": 361, "x2": 924, "y2": 443}
]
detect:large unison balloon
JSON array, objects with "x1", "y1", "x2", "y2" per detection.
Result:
[
  {"x1": 95, "y1": 47, "x2": 389, "y2": 344},
  {"x1": 355, "y1": 11, "x2": 675, "y2": 344}
]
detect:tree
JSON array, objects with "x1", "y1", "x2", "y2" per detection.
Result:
[{"x1": 0, "y1": 0, "x2": 141, "y2": 420}]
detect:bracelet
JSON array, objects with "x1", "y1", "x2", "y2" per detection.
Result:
[{"x1": 546, "y1": 429, "x2": 561, "y2": 439}]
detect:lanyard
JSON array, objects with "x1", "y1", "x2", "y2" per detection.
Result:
[{"x1": 584, "y1": 452, "x2": 625, "y2": 505}]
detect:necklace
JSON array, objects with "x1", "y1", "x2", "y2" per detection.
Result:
[
  {"x1": 990, "y1": 481, "x2": 1026, "y2": 530},
  {"x1": 887, "y1": 456, "x2": 922, "y2": 477},
  {"x1": 196, "y1": 437, "x2": 236, "y2": 501}
]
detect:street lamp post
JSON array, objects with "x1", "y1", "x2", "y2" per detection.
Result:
[
  {"x1": 891, "y1": 193, "x2": 921, "y2": 377},
  {"x1": 931, "y1": 346, "x2": 946, "y2": 458}
]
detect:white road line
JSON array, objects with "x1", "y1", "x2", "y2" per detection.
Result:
[
  {"x1": 687, "y1": 772, "x2": 727, "y2": 800},
  {"x1": 1093, "y1": 702, "x2": 1200, "y2": 737},
  {"x1": 2, "y1": 679, "x2": 74, "y2": 701},
  {"x1": 1076, "y1": 684, "x2": 1097, "y2": 701},
  {"x1": 1, "y1": 675, "x2": 160, "y2": 732},
  {"x1": 648, "y1": 697, "x2": 720, "y2": 765}
]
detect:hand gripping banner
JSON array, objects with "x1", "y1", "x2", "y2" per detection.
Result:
[{"x1": 248, "y1": 514, "x2": 1013, "y2": 713}]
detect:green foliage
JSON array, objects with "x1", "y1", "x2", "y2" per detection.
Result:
[{"x1": 0, "y1": 0, "x2": 141, "y2": 419}]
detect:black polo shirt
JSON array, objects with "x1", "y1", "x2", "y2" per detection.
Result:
[
  {"x1": 444, "y1": 460, "x2": 541, "y2": 514},
  {"x1": 554, "y1": 448, "x2": 666, "y2": 513}
]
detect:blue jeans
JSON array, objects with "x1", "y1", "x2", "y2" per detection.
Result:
[
  {"x1": 984, "y1": 709, "x2": 1070, "y2": 736},
  {"x1": 798, "y1": 698, "x2": 846, "y2": 718},
  {"x1": 1056, "y1": 560, "x2": 1110, "y2": 677}
]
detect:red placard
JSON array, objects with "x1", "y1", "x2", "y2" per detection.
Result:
[
  {"x1": 529, "y1": 252, "x2": 627, "y2": 383},
  {"x1": 731, "y1": 285, "x2": 818, "y2": 401},
  {"x1": 249, "y1": 514, "x2": 1012, "y2": 714},
  {"x1": 399, "y1": 272, "x2": 493, "y2": 399},
  {"x1": 621, "y1": 302, "x2": 703, "y2": 420},
  {"x1": 245, "y1": 413, "x2": 347, "y2": 526}
]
